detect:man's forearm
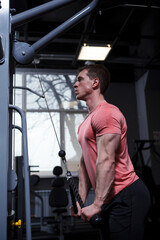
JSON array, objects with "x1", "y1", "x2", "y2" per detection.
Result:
[
  {"x1": 94, "y1": 157, "x2": 115, "y2": 207},
  {"x1": 94, "y1": 133, "x2": 120, "y2": 207},
  {"x1": 79, "y1": 157, "x2": 92, "y2": 203}
]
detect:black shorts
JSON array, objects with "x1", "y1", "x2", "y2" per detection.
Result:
[{"x1": 100, "y1": 179, "x2": 151, "y2": 240}]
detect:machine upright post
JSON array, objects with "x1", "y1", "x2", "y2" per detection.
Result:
[{"x1": 0, "y1": 0, "x2": 10, "y2": 239}]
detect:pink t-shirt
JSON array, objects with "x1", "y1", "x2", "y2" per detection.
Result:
[{"x1": 78, "y1": 100, "x2": 138, "y2": 203}]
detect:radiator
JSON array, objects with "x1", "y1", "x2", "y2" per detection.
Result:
[
  {"x1": 34, "y1": 190, "x2": 53, "y2": 217},
  {"x1": 33, "y1": 189, "x2": 95, "y2": 218}
]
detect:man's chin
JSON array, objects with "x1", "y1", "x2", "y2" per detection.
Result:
[
  {"x1": 76, "y1": 94, "x2": 85, "y2": 101},
  {"x1": 76, "y1": 96, "x2": 83, "y2": 101},
  {"x1": 76, "y1": 95, "x2": 80, "y2": 100}
]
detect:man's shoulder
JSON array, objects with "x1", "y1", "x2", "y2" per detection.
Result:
[
  {"x1": 91, "y1": 101, "x2": 125, "y2": 128},
  {"x1": 98, "y1": 101, "x2": 122, "y2": 115}
]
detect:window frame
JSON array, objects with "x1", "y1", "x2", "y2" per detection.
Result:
[{"x1": 13, "y1": 68, "x2": 88, "y2": 177}]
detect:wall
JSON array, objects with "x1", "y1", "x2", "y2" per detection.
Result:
[
  {"x1": 104, "y1": 81, "x2": 139, "y2": 158},
  {"x1": 145, "y1": 70, "x2": 160, "y2": 184},
  {"x1": 104, "y1": 73, "x2": 160, "y2": 184},
  {"x1": 145, "y1": 70, "x2": 160, "y2": 139}
]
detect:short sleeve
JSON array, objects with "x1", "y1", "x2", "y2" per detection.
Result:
[{"x1": 91, "y1": 107, "x2": 122, "y2": 137}]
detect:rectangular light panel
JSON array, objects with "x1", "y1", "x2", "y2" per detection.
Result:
[{"x1": 78, "y1": 44, "x2": 111, "y2": 61}]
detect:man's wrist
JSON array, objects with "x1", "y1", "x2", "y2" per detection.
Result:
[{"x1": 93, "y1": 197, "x2": 105, "y2": 208}]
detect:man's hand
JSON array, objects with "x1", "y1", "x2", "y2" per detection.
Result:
[
  {"x1": 81, "y1": 203, "x2": 101, "y2": 222},
  {"x1": 70, "y1": 201, "x2": 81, "y2": 217}
]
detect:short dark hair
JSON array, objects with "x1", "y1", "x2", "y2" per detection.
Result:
[{"x1": 78, "y1": 64, "x2": 110, "y2": 94}]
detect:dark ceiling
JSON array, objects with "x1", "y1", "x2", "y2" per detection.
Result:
[{"x1": 11, "y1": 0, "x2": 160, "y2": 82}]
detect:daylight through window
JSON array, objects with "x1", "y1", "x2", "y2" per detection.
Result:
[{"x1": 13, "y1": 69, "x2": 87, "y2": 176}]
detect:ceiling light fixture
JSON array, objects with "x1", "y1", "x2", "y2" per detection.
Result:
[{"x1": 77, "y1": 43, "x2": 111, "y2": 61}]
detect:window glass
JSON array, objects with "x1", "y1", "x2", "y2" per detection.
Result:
[
  {"x1": 64, "y1": 113, "x2": 87, "y2": 172},
  {"x1": 27, "y1": 112, "x2": 60, "y2": 173},
  {"x1": 13, "y1": 73, "x2": 23, "y2": 108},
  {"x1": 26, "y1": 73, "x2": 87, "y2": 110}
]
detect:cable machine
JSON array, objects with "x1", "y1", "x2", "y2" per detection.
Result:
[{"x1": 0, "y1": 1, "x2": 99, "y2": 239}]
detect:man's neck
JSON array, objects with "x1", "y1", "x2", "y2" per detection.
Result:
[{"x1": 86, "y1": 94, "x2": 105, "y2": 112}]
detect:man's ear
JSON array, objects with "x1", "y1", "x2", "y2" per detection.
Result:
[{"x1": 92, "y1": 78, "x2": 99, "y2": 89}]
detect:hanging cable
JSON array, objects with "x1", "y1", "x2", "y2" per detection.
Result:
[
  {"x1": 33, "y1": 61, "x2": 103, "y2": 227},
  {"x1": 34, "y1": 62, "x2": 61, "y2": 149}
]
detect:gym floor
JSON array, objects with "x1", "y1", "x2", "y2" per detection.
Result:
[
  {"x1": 24, "y1": 216, "x2": 101, "y2": 240},
  {"x1": 14, "y1": 215, "x2": 159, "y2": 240}
]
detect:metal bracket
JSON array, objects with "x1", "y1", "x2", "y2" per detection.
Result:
[
  {"x1": 12, "y1": 0, "x2": 99, "y2": 65},
  {"x1": 12, "y1": 41, "x2": 34, "y2": 65}
]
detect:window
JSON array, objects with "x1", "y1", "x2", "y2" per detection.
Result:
[{"x1": 13, "y1": 69, "x2": 87, "y2": 176}]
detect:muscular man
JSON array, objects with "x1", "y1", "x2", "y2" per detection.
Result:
[{"x1": 71, "y1": 64, "x2": 151, "y2": 240}]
